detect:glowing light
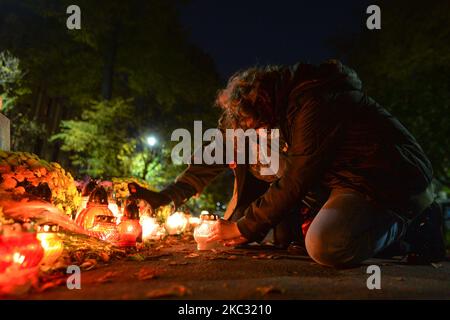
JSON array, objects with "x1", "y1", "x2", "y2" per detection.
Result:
[
  {"x1": 91, "y1": 215, "x2": 119, "y2": 243},
  {"x1": 75, "y1": 204, "x2": 114, "y2": 231},
  {"x1": 140, "y1": 216, "x2": 165, "y2": 241},
  {"x1": 165, "y1": 212, "x2": 188, "y2": 235},
  {"x1": 12, "y1": 253, "x2": 25, "y2": 265},
  {"x1": 108, "y1": 202, "x2": 120, "y2": 217},
  {"x1": 147, "y1": 136, "x2": 157, "y2": 147},
  {"x1": 0, "y1": 231, "x2": 44, "y2": 295},
  {"x1": 188, "y1": 217, "x2": 201, "y2": 228},
  {"x1": 193, "y1": 214, "x2": 220, "y2": 251},
  {"x1": 117, "y1": 219, "x2": 142, "y2": 247},
  {"x1": 36, "y1": 232, "x2": 63, "y2": 270}
]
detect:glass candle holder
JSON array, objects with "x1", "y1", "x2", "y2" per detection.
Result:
[
  {"x1": 165, "y1": 212, "x2": 188, "y2": 235},
  {"x1": 91, "y1": 215, "x2": 119, "y2": 243},
  {"x1": 117, "y1": 218, "x2": 142, "y2": 247},
  {"x1": 0, "y1": 228, "x2": 44, "y2": 295},
  {"x1": 193, "y1": 213, "x2": 220, "y2": 251},
  {"x1": 140, "y1": 216, "x2": 165, "y2": 241},
  {"x1": 36, "y1": 224, "x2": 64, "y2": 270},
  {"x1": 75, "y1": 203, "x2": 114, "y2": 230}
]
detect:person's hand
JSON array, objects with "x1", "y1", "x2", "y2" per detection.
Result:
[
  {"x1": 127, "y1": 183, "x2": 171, "y2": 210},
  {"x1": 206, "y1": 219, "x2": 248, "y2": 245},
  {"x1": 222, "y1": 236, "x2": 248, "y2": 247}
]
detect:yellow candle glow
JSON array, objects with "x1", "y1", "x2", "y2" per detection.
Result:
[
  {"x1": 165, "y1": 212, "x2": 188, "y2": 235},
  {"x1": 36, "y1": 225, "x2": 63, "y2": 270},
  {"x1": 194, "y1": 213, "x2": 220, "y2": 251},
  {"x1": 140, "y1": 216, "x2": 165, "y2": 241}
]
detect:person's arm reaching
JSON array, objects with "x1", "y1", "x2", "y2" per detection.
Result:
[{"x1": 129, "y1": 136, "x2": 228, "y2": 209}]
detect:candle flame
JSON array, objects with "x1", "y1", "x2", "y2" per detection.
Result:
[
  {"x1": 13, "y1": 252, "x2": 25, "y2": 265},
  {"x1": 165, "y1": 212, "x2": 188, "y2": 235}
]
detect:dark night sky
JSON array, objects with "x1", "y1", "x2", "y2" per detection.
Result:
[{"x1": 179, "y1": 0, "x2": 373, "y2": 79}]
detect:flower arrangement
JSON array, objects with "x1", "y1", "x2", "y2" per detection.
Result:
[
  {"x1": 111, "y1": 177, "x2": 156, "y2": 200},
  {"x1": 0, "y1": 151, "x2": 81, "y2": 216}
]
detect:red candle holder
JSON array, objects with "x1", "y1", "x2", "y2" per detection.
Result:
[
  {"x1": 0, "y1": 232, "x2": 44, "y2": 271},
  {"x1": 116, "y1": 218, "x2": 142, "y2": 247},
  {"x1": 0, "y1": 230, "x2": 44, "y2": 295}
]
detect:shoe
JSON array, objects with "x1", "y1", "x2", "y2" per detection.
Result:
[
  {"x1": 287, "y1": 241, "x2": 308, "y2": 256},
  {"x1": 404, "y1": 202, "x2": 446, "y2": 264}
]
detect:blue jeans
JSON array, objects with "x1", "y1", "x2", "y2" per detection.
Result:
[{"x1": 305, "y1": 188, "x2": 406, "y2": 267}]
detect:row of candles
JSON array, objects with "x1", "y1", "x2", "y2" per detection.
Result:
[
  {"x1": 74, "y1": 186, "x2": 219, "y2": 250},
  {"x1": 0, "y1": 187, "x2": 220, "y2": 294},
  {"x1": 76, "y1": 194, "x2": 206, "y2": 247},
  {"x1": 76, "y1": 188, "x2": 218, "y2": 250},
  {"x1": 0, "y1": 207, "x2": 215, "y2": 276}
]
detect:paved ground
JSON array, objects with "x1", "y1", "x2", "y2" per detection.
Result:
[{"x1": 23, "y1": 236, "x2": 450, "y2": 300}]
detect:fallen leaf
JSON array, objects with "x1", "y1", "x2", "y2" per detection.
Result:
[
  {"x1": 95, "y1": 271, "x2": 118, "y2": 283},
  {"x1": 208, "y1": 256, "x2": 227, "y2": 260},
  {"x1": 185, "y1": 253, "x2": 200, "y2": 258},
  {"x1": 35, "y1": 278, "x2": 66, "y2": 293},
  {"x1": 146, "y1": 285, "x2": 191, "y2": 299},
  {"x1": 169, "y1": 261, "x2": 189, "y2": 266},
  {"x1": 136, "y1": 268, "x2": 159, "y2": 281},
  {"x1": 100, "y1": 252, "x2": 110, "y2": 262},
  {"x1": 80, "y1": 259, "x2": 97, "y2": 270},
  {"x1": 431, "y1": 263, "x2": 443, "y2": 269},
  {"x1": 252, "y1": 255, "x2": 266, "y2": 259},
  {"x1": 227, "y1": 255, "x2": 237, "y2": 260},
  {"x1": 127, "y1": 253, "x2": 145, "y2": 261},
  {"x1": 256, "y1": 285, "x2": 284, "y2": 295}
]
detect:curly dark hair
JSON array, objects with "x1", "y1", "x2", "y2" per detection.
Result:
[{"x1": 216, "y1": 65, "x2": 287, "y2": 129}]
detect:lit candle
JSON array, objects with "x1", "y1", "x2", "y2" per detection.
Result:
[
  {"x1": 75, "y1": 186, "x2": 114, "y2": 230},
  {"x1": 91, "y1": 215, "x2": 119, "y2": 243},
  {"x1": 108, "y1": 201, "x2": 120, "y2": 217},
  {"x1": 0, "y1": 227, "x2": 44, "y2": 295},
  {"x1": 116, "y1": 200, "x2": 142, "y2": 247},
  {"x1": 194, "y1": 213, "x2": 221, "y2": 251},
  {"x1": 140, "y1": 216, "x2": 165, "y2": 241},
  {"x1": 188, "y1": 216, "x2": 201, "y2": 228},
  {"x1": 117, "y1": 218, "x2": 142, "y2": 247},
  {"x1": 165, "y1": 212, "x2": 188, "y2": 235},
  {"x1": 36, "y1": 224, "x2": 63, "y2": 270}
]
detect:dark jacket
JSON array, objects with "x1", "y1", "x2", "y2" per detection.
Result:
[{"x1": 163, "y1": 60, "x2": 433, "y2": 242}]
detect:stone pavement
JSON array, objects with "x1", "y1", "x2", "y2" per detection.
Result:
[{"x1": 22, "y1": 237, "x2": 450, "y2": 300}]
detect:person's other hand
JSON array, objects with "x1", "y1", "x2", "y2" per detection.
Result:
[
  {"x1": 127, "y1": 183, "x2": 171, "y2": 210},
  {"x1": 222, "y1": 236, "x2": 248, "y2": 247},
  {"x1": 206, "y1": 219, "x2": 248, "y2": 244}
]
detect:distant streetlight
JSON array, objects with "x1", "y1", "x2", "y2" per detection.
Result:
[{"x1": 146, "y1": 136, "x2": 157, "y2": 147}]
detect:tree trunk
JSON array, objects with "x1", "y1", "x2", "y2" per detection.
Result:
[{"x1": 101, "y1": 23, "x2": 119, "y2": 100}]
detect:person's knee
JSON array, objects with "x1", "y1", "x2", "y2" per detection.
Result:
[{"x1": 305, "y1": 226, "x2": 359, "y2": 268}]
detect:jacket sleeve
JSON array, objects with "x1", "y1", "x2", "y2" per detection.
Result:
[
  {"x1": 161, "y1": 142, "x2": 229, "y2": 208},
  {"x1": 236, "y1": 96, "x2": 345, "y2": 241}
]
